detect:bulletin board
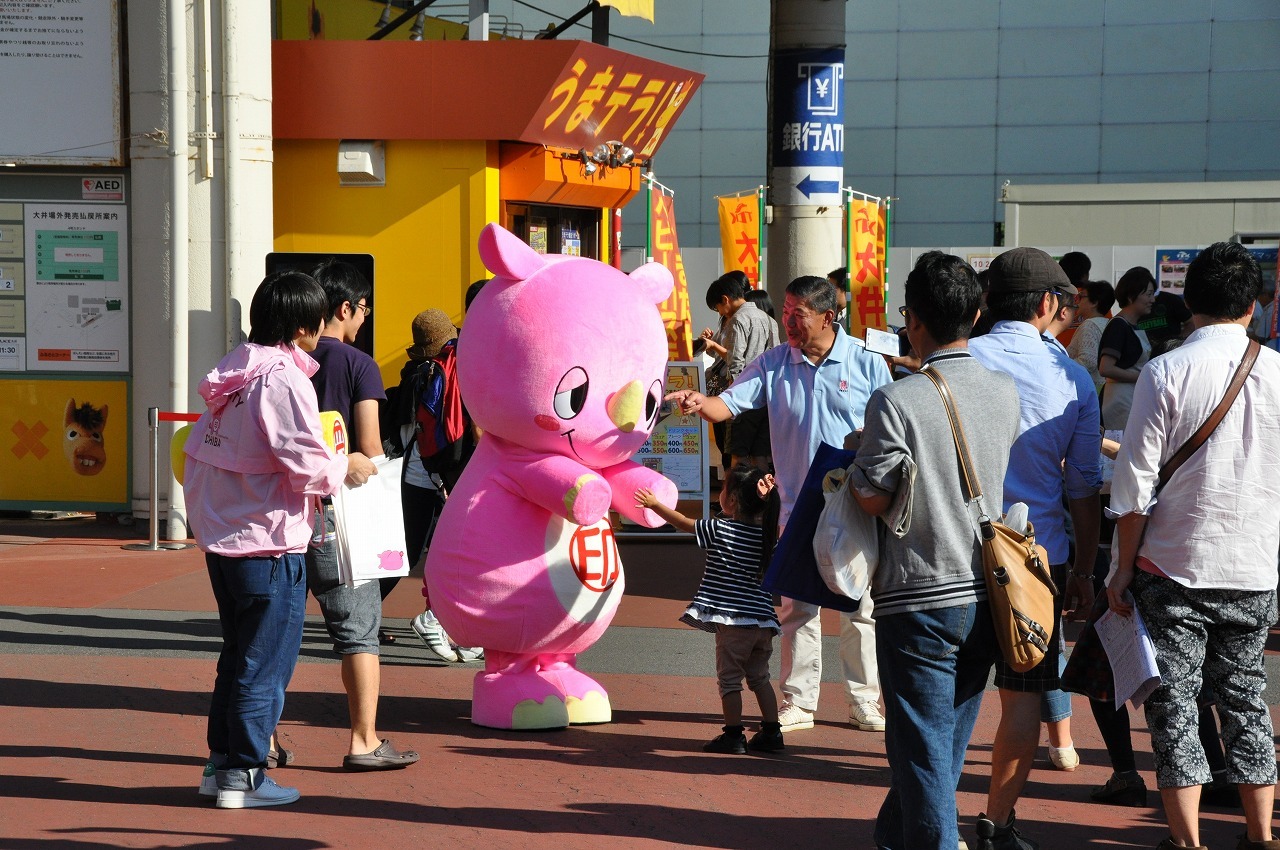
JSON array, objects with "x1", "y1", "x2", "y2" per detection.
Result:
[{"x1": 620, "y1": 361, "x2": 710, "y2": 538}]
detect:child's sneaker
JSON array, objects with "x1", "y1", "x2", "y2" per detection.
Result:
[
  {"x1": 703, "y1": 726, "x2": 748, "y2": 754},
  {"x1": 748, "y1": 722, "x2": 785, "y2": 753},
  {"x1": 215, "y1": 768, "x2": 299, "y2": 809}
]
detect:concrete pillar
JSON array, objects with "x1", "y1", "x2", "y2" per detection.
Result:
[
  {"x1": 127, "y1": 0, "x2": 274, "y2": 537},
  {"x1": 766, "y1": 0, "x2": 846, "y2": 305}
]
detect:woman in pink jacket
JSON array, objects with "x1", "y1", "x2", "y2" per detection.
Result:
[{"x1": 184, "y1": 271, "x2": 376, "y2": 809}]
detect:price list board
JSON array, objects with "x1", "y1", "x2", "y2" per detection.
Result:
[{"x1": 623, "y1": 362, "x2": 710, "y2": 537}]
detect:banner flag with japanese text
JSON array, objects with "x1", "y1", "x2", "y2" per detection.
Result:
[
  {"x1": 651, "y1": 190, "x2": 695, "y2": 361},
  {"x1": 717, "y1": 194, "x2": 762, "y2": 288},
  {"x1": 847, "y1": 197, "x2": 888, "y2": 336}
]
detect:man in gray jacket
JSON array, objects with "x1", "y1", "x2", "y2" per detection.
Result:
[{"x1": 851, "y1": 251, "x2": 1021, "y2": 850}]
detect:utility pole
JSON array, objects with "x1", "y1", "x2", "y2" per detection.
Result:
[{"x1": 766, "y1": 0, "x2": 846, "y2": 304}]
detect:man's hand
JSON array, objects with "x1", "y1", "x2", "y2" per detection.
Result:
[
  {"x1": 344, "y1": 452, "x2": 378, "y2": 487},
  {"x1": 666, "y1": 389, "x2": 704, "y2": 416}
]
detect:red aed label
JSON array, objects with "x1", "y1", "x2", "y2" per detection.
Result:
[{"x1": 569, "y1": 525, "x2": 619, "y2": 592}]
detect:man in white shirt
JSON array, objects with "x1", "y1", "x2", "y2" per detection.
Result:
[{"x1": 1107, "y1": 241, "x2": 1280, "y2": 850}]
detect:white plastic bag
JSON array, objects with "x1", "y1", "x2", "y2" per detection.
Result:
[
  {"x1": 331, "y1": 455, "x2": 410, "y2": 585},
  {"x1": 812, "y1": 465, "x2": 878, "y2": 601}
]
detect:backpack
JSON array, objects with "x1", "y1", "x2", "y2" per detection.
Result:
[{"x1": 411, "y1": 339, "x2": 475, "y2": 490}]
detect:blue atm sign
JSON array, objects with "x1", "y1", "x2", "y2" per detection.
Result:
[{"x1": 773, "y1": 48, "x2": 844, "y2": 204}]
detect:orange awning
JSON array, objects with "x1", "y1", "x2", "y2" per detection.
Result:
[{"x1": 273, "y1": 39, "x2": 701, "y2": 159}]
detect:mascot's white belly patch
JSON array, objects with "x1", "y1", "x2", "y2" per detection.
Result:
[{"x1": 544, "y1": 515, "x2": 624, "y2": 624}]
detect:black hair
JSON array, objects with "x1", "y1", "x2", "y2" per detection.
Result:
[
  {"x1": 785, "y1": 275, "x2": 838, "y2": 315},
  {"x1": 465, "y1": 278, "x2": 489, "y2": 312},
  {"x1": 705, "y1": 270, "x2": 750, "y2": 309},
  {"x1": 744, "y1": 288, "x2": 777, "y2": 319},
  {"x1": 903, "y1": 251, "x2": 982, "y2": 345},
  {"x1": 247, "y1": 271, "x2": 328, "y2": 347},
  {"x1": 310, "y1": 258, "x2": 372, "y2": 320},
  {"x1": 1114, "y1": 267, "x2": 1156, "y2": 308},
  {"x1": 722, "y1": 463, "x2": 781, "y2": 579},
  {"x1": 975, "y1": 268, "x2": 990, "y2": 293},
  {"x1": 827, "y1": 267, "x2": 848, "y2": 288},
  {"x1": 984, "y1": 290, "x2": 1046, "y2": 323},
  {"x1": 1084, "y1": 281, "x2": 1116, "y2": 315},
  {"x1": 1184, "y1": 241, "x2": 1262, "y2": 320},
  {"x1": 1058, "y1": 251, "x2": 1092, "y2": 285}
]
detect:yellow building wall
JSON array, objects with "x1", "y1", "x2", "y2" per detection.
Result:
[{"x1": 273, "y1": 139, "x2": 499, "y2": 384}]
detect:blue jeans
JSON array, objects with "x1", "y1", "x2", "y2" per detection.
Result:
[
  {"x1": 874, "y1": 602, "x2": 997, "y2": 850},
  {"x1": 206, "y1": 552, "x2": 307, "y2": 771}
]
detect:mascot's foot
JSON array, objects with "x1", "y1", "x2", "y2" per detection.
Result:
[
  {"x1": 539, "y1": 657, "x2": 612, "y2": 725},
  {"x1": 470, "y1": 668, "x2": 569, "y2": 731}
]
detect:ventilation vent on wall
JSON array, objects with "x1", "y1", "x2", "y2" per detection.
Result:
[{"x1": 338, "y1": 140, "x2": 385, "y2": 187}]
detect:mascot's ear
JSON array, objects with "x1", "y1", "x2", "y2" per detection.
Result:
[
  {"x1": 478, "y1": 223, "x2": 546, "y2": 282},
  {"x1": 629, "y1": 262, "x2": 674, "y2": 305},
  {"x1": 65, "y1": 398, "x2": 75, "y2": 426}
]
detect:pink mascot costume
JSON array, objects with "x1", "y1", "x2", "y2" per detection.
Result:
[{"x1": 425, "y1": 223, "x2": 679, "y2": 730}]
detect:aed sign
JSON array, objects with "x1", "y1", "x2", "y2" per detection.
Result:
[{"x1": 81, "y1": 177, "x2": 124, "y2": 202}]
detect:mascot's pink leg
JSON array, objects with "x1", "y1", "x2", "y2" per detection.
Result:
[
  {"x1": 538, "y1": 653, "x2": 611, "y2": 725},
  {"x1": 471, "y1": 650, "x2": 570, "y2": 730}
]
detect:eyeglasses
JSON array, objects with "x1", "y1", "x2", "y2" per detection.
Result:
[
  {"x1": 898, "y1": 305, "x2": 910, "y2": 319},
  {"x1": 354, "y1": 301, "x2": 372, "y2": 317}
]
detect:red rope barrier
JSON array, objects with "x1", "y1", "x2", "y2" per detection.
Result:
[{"x1": 158, "y1": 411, "x2": 200, "y2": 423}]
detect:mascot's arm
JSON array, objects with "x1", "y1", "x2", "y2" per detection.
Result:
[
  {"x1": 503, "y1": 453, "x2": 613, "y2": 526},
  {"x1": 601, "y1": 461, "x2": 678, "y2": 528}
]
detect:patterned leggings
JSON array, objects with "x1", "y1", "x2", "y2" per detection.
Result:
[{"x1": 1134, "y1": 570, "x2": 1278, "y2": 789}]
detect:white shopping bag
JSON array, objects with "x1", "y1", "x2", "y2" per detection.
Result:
[
  {"x1": 331, "y1": 455, "x2": 410, "y2": 585},
  {"x1": 812, "y1": 465, "x2": 878, "y2": 602}
]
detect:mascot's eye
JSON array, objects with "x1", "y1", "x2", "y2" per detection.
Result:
[
  {"x1": 90, "y1": 432, "x2": 103, "y2": 443},
  {"x1": 553, "y1": 367, "x2": 589, "y2": 420},
  {"x1": 645, "y1": 380, "x2": 663, "y2": 425},
  {"x1": 66, "y1": 428, "x2": 78, "y2": 440}
]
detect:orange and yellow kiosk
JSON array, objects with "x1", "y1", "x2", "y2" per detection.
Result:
[{"x1": 271, "y1": 35, "x2": 702, "y2": 385}]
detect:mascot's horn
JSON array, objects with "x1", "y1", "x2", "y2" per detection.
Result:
[{"x1": 478, "y1": 223, "x2": 547, "y2": 282}]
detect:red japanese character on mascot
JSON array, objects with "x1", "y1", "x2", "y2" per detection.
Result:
[{"x1": 424, "y1": 223, "x2": 679, "y2": 730}]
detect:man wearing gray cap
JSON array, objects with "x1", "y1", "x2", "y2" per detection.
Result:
[{"x1": 968, "y1": 247, "x2": 1102, "y2": 849}]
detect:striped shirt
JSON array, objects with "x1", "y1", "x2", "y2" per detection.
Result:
[{"x1": 681, "y1": 519, "x2": 781, "y2": 634}]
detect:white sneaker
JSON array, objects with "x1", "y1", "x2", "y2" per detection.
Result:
[
  {"x1": 215, "y1": 768, "x2": 299, "y2": 809},
  {"x1": 1048, "y1": 744, "x2": 1080, "y2": 771},
  {"x1": 453, "y1": 645, "x2": 485, "y2": 663},
  {"x1": 198, "y1": 759, "x2": 219, "y2": 798},
  {"x1": 411, "y1": 610, "x2": 458, "y2": 662},
  {"x1": 850, "y1": 700, "x2": 886, "y2": 732},
  {"x1": 778, "y1": 702, "x2": 814, "y2": 732}
]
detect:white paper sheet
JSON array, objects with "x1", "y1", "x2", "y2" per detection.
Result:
[{"x1": 1096, "y1": 602, "x2": 1162, "y2": 710}]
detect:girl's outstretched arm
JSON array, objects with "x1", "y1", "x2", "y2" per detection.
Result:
[{"x1": 635, "y1": 487, "x2": 696, "y2": 533}]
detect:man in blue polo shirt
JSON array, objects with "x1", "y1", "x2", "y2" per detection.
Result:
[
  {"x1": 669, "y1": 274, "x2": 892, "y2": 736},
  {"x1": 968, "y1": 247, "x2": 1102, "y2": 850}
]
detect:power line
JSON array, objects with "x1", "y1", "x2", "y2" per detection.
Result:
[{"x1": 509, "y1": 0, "x2": 768, "y2": 59}]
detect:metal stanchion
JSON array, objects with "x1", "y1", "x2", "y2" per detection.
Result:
[{"x1": 123, "y1": 406, "x2": 190, "y2": 551}]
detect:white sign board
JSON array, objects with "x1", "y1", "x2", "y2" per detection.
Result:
[
  {"x1": 0, "y1": 1, "x2": 122, "y2": 165},
  {"x1": 23, "y1": 204, "x2": 129, "y2": 371}
]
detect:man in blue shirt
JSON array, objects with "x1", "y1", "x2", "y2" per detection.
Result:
[
  {"x1": 969, "y1": 247, "x2": 1102, "y2": 850},
  {"x1": 668, "y1": 275, "x2": 892, "y2": 736}
]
